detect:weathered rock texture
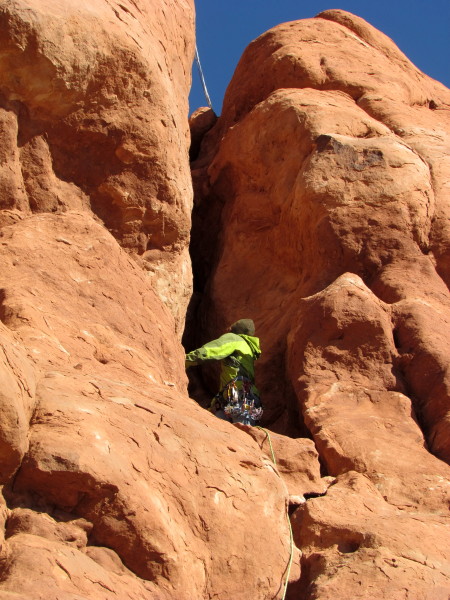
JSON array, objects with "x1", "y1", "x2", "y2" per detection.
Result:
[
  {"x1": 189, "y1": 9, "x2": 450, "y2": 599},
  {"x1": 0, "y1": 210, "x2": 300, "y2": 597},
  {"x1": 1, "y1": 2, "x2": 450, "y2": 598},
  {"x1": 0, "y1": 0, "x2": 195, "y2": 327},
  {"x1": 0, "y1": 1, "x2": 304, "y2": 599}
]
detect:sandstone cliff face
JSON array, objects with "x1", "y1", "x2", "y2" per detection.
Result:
[
  {"x1": 0, "y1": 0, "x2": 194, "y2": 326},
  {"x1": 0, "y1": 3, "x2": 450, "y2": 599},
  {"x1": 190, "y1": 9, "x2": 450, "y2": 598},
  {"x1": 0, "y1": 2, "x2": 306, "y2": 599}
]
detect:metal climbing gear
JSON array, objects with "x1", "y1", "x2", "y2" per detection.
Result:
[{"x1": 215, "y1": 376, "x2": 263, "y2": 425}]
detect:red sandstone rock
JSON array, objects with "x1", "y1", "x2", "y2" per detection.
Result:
[
  {"x1": 0, "y1": 211, "x2": 294, "y2": 598},
  {"x1": 0, "y1": 0, "x2": 195, "y2": 326},
  {"x1": 287, "y1": 274, "x2": 450, "y2": 514},
  {"x1": 291, "y1": 471, "x2": 450, "y2": 600},
  {"x1": 0, "y1": 322, "x2": 36, "y2": 482},
  {"x1": 0, "y1": 1, "x2": 305, "y2": 598},
  {"x1": 1, "y1": 3, "x2": 450, "y2": 598},
  {"x1": 190, "y1": 9, "x2": 450, "y2": 598},
  {"x1": 237, "y1": 424, "x2": 327, "y2": 500},
  {"x1": 392, "y1": 299, "x2": 450, "y2": 463},
  {"x1": 1, "y1": 531, "x2": 168, "y2": 600}
]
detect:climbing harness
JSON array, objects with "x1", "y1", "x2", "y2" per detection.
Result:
[
  {"x1": 194, "y1": 44, "x2": 213, "y2": 111},
  {"x1": 214, "y1": 376, "x2": 263, "y2": 425},
  {"x1": 256, "y1": 427, "x2": 295, "y2": 600}
]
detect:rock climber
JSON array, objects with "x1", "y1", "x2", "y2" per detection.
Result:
[{"x1": 185, "y1": 319, "x2": 263, "y2": 426}]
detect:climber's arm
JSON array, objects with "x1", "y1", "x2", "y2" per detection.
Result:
[{"x1": 185, "y1": 333, "x2": 241, "y2": 368}]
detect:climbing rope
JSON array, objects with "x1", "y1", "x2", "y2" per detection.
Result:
[
  {"x1": 255, "y1": 425, "x2": 276, "y2": 464},
  {"x1": 255, "y1": 427, "x2": 295, "y2": 600},
  {"x1": 194, "y1": 44, "x2": 213, "y2": 111},
  {"x1": 283, "y1": 512, "x2": 295, "y2": 600}
]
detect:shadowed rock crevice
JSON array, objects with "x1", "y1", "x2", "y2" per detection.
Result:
[
  {"x1": 390, "y1": 326, "x2": 435, "y2": 448},
  {"x1": 0, "y1": 288, "x2": 7, "y2": 325},
  {"x1": 293, "y1": 555, "x2": 315, "y2": 600},
  {"x1": 391, "y1": 308, "x2": 450, "y2": 464}
]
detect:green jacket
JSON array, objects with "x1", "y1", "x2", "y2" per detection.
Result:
[{"x1": 185, "y1": 332, "x2": 261, "y2": 389}]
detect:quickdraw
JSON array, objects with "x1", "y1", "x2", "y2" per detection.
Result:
[{"x1": 216, "y1": 376, "x2": 263, "y2": 423}]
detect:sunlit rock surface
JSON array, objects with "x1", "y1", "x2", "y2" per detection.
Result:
[
  {"x1": 190, "y1": 9, "x2": 450, "y2": 598},
  {"x1": 0, "y1": 0, "x2": 194, "y2": 328},
  {"x1": 0, "y1": 1, "x2": 297, "y2": 599},
  {"x1": 1, "y1": 2, "x2": 450, "y2": 598}
]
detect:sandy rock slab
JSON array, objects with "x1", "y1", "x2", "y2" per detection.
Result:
[
  {"x1": 0, "y1": 211, "x2": 185, "y2": 391},
  {"x1": 291, "y1": 472, "x2": 450, "y2": 600},
  {"x1": 237, "y1": 424, "x2": 328, "y2": 501},
  {"x1": 0, "y1": 533, "x2": 167, "y2": 600},
  {"x1": 8, "y1": 380, "x2": 293, "y2": 599},
  {"x1": 0, "y1": 212, "x2": 293, "y2": 599},
  {"x1": 1, "y1": 504, "x2": 165, "y2": 599},
  {"x1": 0, "y1": 322, "x2": 36, "y2": 482}
]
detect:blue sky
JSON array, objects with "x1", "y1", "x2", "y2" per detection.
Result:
[{"x1": 190, "y1": 0, "x2": 450, "y2": 115}]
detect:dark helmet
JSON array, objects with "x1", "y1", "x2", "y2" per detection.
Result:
[{"x1": 230, "y1": 319, "x2": 255, "y2": 336}]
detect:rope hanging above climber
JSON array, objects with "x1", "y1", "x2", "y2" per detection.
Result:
[{"x1": 195, "y1": 44, "x2": 213, "y2": 111}]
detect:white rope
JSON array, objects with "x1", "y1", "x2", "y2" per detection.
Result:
[{"x1": 195, "y1": 44, "x2": 213, "y2": 111}]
